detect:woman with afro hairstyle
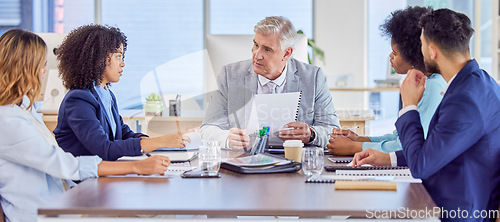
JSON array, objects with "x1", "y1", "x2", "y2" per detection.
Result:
[
  {"x1": 54, "y1": 25, "x2": 189, "y2": 161},
  {"x1": 0, "y1": 29, "x2": 171, "y2": 222},
  {"x1": 327, "y1": 6, "x2": 447, "y2": 155}
]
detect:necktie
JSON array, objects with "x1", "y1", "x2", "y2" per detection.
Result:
[{"x1": 264, "y1": 81, "x2": 277, "y2": 94}]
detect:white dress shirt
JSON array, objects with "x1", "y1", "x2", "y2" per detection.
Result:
[
  {"x1": 0, "y1": 96, "x2": 101, "y2": 222},
  {"x1": 257, "y1": 64, "x2": 287, "y2": 94}
]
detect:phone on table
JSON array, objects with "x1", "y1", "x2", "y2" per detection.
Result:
[{"x1": 181, "y1": 170, "x2": 221, "y2": 178}]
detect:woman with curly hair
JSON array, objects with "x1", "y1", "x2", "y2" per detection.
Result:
[
  {"x1": 0, "y1": 29, "x2": 171, "y2": 222},
  {"x1": 327, "y1": 6, "x2": 447, "y2": 155},
  {"x1": 54, "y1": 24, "x2": 188, "y2": 161}
]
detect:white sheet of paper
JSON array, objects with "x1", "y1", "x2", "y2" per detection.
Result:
[
  {"x1": 155, "y1": 131, "x2": 202, "y2": 151},
  {"x1": 108, "y1": 162, "x2": 195, "y2": 178},
  {"x1": 247, "y1": 92, "x2": 301, "y2": 145},
  {"x1": 118, "y1": 151, "x2": 197, "y2": 162}
]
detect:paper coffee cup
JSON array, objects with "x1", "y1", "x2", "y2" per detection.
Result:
[{"x1": 283, "y1": 140, "x2": 304, "y2": 162}]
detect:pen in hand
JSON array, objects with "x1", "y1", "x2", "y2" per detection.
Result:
[
  {"x1": 142, "y1": 150, "x2": 152, "y2": 157},
  {"x1": 346, "y1": 126, "x2": 360, "y2": 131},
  {"x1": 331, "y1": 126, "x2": 360, "y2": 138}
]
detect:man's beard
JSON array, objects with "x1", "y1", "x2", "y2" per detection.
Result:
[{"x1": 424, "y1": 58, "x2": 440, "y2": 74}]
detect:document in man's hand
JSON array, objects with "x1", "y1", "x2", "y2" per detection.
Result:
[{"x1": 247, "y1": 92, "x2": 302, "y2": 145}]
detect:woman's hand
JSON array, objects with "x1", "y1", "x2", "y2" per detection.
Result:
[
  {"x1": 134, "y1": 155, "x2": 171, "y2": 175},
  {"x1": 162, "y1": 132, "x2": 190, "y2": 148},
  {"x1": 332, "y1": 128, "x2": 371, "y2": 142}
]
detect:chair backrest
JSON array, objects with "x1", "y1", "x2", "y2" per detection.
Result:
[
  {"x1": 0, "y1": 199, "x2": 5, "y2": 222},
  {"x1": 204, "y1": 34, "x2": 309, "y2": 93}
]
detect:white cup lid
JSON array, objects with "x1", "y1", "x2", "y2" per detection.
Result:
[{"x1": 283, "y1": 140, "x2": 304, "y2": 147}]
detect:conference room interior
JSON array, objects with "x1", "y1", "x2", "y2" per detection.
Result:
[{"x1": 1, "y1": 0, "x2": 500, "y2": 221}]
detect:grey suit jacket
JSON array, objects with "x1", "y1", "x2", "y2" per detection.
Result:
[{"x1": 200, "y1": 58, "x2": 340, "y2": 148}]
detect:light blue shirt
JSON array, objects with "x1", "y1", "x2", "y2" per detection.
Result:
[
  {"x1": 94, "y1": 85, "x2": 117, "y2": 137},
  {"x1": 363, "y1": 73, "x2": 447, "y2": 153},
  {"x1": 0, "y1": 96, "x2": 101, "y2": 222}
]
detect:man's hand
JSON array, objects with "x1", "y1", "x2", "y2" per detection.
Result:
[
  {"x1": 327, "y1": 134, "x2": 362, "y2": 155},
  {"x1": 278, "y1": 121, "x2": 311, "y2": 144},
  {"x1": 401, "y1": 69, "x2": 426, "y2": 107},
  {"x1": 228, "y1": 128, "x2": 250, "y2": 150},
  {"x1": 352, "y1": 148, "x2": 391, "y2": 167}
]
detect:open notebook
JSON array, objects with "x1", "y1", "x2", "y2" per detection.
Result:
[
  {"x1": 247, "y1": 92, "x2": 302, "y2": 146},
  {"x1": 118, "y1": 151, "x2": 197, "y2": 163}
]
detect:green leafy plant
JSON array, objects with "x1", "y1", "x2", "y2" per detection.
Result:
[
  {"x1": 146, "y1": 93, "x2": 161, "y2": 102},
  {"x1": 297, "y1": 30, "x2": 325, "y2": 65}
]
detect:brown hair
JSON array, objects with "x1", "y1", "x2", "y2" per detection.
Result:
[{"x1": 0, "y1": 29, "x2": 47, "y2": 109}]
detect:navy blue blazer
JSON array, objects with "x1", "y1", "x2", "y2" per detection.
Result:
[
  {"x1": 395, "y1": 60, "x2": 500, "y2": 221},
  {"x1": 54, "y1": 89, "x2": 147, "y2": 161}
]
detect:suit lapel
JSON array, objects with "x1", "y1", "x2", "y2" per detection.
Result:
[
  {"x1": 91, "y1": 89, "x2": 115, "y2": 139},
  {"x1": 110, "y1": 92, "x2": 121, "y2": 139},
  {"x1": 243, "y1": 66, "x2": 258, "y2": 128},
  {"x1": 285, "y1": 59, "x2": 299, "y2": 93}
]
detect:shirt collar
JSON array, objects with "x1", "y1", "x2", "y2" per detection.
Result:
[
  {"x1": 21, "y1": 95, "x2": 30, "y2": 108},
  {"x1": 440, "y1": 74, "x2": 457, "y2": 96},
  {"x1": 94, "y1": 85, "x2": 112, "y2": 103},
  {"x1": 257, "y1": 63, "x2": 288, "y2": 87}
]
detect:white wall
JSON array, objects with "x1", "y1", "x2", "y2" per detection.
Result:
[{"x1": 313, "y1": 0, "x2": 368, "y2": 110}]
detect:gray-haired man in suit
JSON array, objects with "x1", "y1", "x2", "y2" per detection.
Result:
[{"x1": 201, "y1": 16, "x2": 340, "y2": 150}]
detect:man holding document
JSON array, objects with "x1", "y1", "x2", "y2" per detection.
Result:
[{"x1": 201, "y1": 16, "x2": 340, "y2": 150}]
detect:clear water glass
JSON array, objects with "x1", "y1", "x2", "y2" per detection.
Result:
[
  {"x1": 302, "y1": 147, "x2": 324, "y2": 177},
  {"x1": 198, "y1": 140, "x2": 221, "y2": 175}
]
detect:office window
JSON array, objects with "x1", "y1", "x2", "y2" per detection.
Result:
[
  {"x1": 101, "y1": 0, "x2": 204, "y2": 109},
  {"x1": 54, "y1": 0, "x2": 94, "y2": 33},
  {"x1": 210, "y1": 0, "x2": 313, "y2": 37},
  {"x1": 367, "y1": 0, "x2": 485, "y2": 135},
  {"x1": 0, "y1": 0, "x2": 21, "y2": 26}
]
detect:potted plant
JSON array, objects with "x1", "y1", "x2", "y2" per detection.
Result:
[
  {"x1": 144, "y1": 93, "x2": 163, "y2": 116},
  {"x1": 297, "y1": 30, "x2": 324, "y2": 65}
]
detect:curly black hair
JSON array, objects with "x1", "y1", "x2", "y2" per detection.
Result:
[
  {"x1": 419, "y1": 8, "x2": 474, "y2": 55},
  {"x1": 380, "y1": 6, "x2": 432, "y2": 72},
  {"x1": 57, "y1": 24, "x2": 127, "y2": 90}
]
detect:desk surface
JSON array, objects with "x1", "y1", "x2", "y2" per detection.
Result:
[{"x1": 38, "y1": 153, "x2": 437, "y2": 218}]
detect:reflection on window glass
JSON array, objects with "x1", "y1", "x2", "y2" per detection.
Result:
[
  {"x1": 56, "y1": 0, "x2": 94, "y2": 33},
  {"x1": 101, "y1": 0, "x2": 203, "y2": 109},
  {"x1": 367, "y1": 0, "x2": 482, "y2": 135},
  {"x1": 210, "y1": 0, "x2": 313, "y2": 37}
]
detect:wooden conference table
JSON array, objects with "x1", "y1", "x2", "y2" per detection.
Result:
[{"x1": 38, "y1": 152, "x2": 437, "y2": 219}]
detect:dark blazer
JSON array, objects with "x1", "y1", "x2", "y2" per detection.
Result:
[
  {"x1": 54, "y1": 89, "x2": 147, "y2": 161},
  {"x1": 395, "y1": 60, "x2": 500, "y2": 221}
]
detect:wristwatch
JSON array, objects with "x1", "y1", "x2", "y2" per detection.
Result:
[{"x1": 309, "y1": 128, "x2": 316, "y2": 143}]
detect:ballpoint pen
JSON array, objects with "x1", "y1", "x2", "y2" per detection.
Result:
[
  {"x1": 331, "y1": 126, "x2": 360, "y2": 138},
  {"x1": 346, "y1": 126, "x2": 360, "y2": 131},
  {"x1": 142, "y1": 150, "x2": 152, "y2": 157}
]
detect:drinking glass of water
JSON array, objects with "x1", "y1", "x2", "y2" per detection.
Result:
[
  {"x1": 198, "y1": 140, "x2": 221, "y2": 175},
  {"x1": 302, "y1": 147, "x2": 324, "y2": 177}
]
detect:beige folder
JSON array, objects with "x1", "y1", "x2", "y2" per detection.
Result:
[{"x1": 335, "y1": 180, "x2": 397, "y2": 191}]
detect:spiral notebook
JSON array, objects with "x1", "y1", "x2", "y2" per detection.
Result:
[
  {"x1": 335, "y1": 168, "x2": 421, "y2": 183},
  {"x1": 247, "y1": 92, "x2": 302, "y2": 146}
]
